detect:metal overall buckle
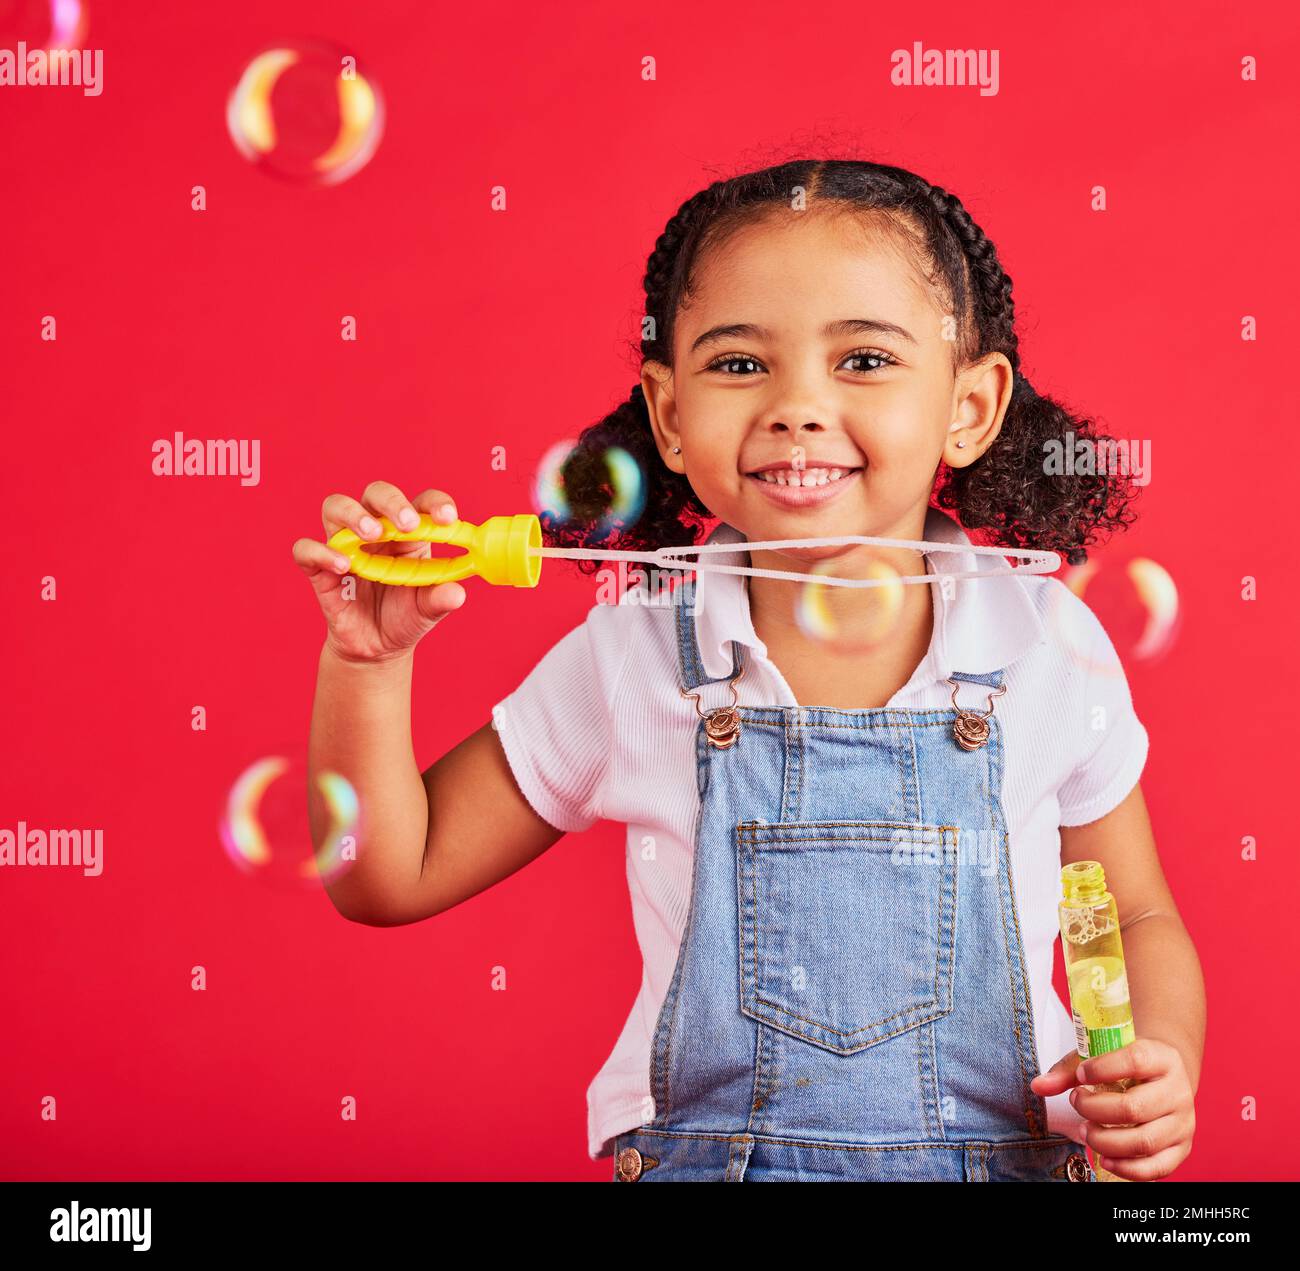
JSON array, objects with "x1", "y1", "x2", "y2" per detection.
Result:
[
  {"x1": 681, "y1": 654, "x2": 746, "y2": 750},
  {"x1": 946, "y1": 678, "x2": 1006, "y2": 751}
]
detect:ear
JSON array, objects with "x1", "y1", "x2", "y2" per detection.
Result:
[
  {"x1": 946, "y1": 352, "x2": 1014, "y2": 467},
  {"x1": 640, "y1": 361, "x2": 686, "y2": 475}
]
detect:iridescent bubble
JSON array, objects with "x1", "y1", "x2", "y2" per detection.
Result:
[
  {"x1": 1050, "y1": 551, "x2": 1180, "y2": 672},
  {"x1": 220, "y1": 756, "x2": 360, "y2": 889},
  {"x1": 0, "y1": 0, "x2": 88, "y2": 49},
  {"x1": 533, "y1": 439, "x2": 576, "y2": 523},
  {"x1": 532, "y1": 440, "x2": 646, "y2": 538},
  {"x1": 795, "y1": 556, "x2": 906, "y2": 654},
  {"x1": 226, "y1": 42, "x2": 384, "y2": 186}
]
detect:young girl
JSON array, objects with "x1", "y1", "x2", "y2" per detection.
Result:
[{"x1": 293, "y1": 158, "x2": 1203, "y2": 1183}]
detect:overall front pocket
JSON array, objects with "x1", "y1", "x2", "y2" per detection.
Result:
[{"x1": 736, "y1": 821, "x2": 959, "y2": 1055}]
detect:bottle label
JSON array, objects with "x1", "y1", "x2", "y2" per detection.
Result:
[
  {"x1": 1084, "y1": 1018, "x2": 1135, "y2": 1057},
  {"x1": 1072, "y1": 1006, "x2": 1089, "y2": 1059}
]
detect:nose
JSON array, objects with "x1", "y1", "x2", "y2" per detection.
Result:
[
  {"x1": 762, "y1": 420, "x2": 828, "y2": 443},
  {"x1": 754, "y1": 365, "x2": 843, "y2": 449},
  {"x1": 766, "y1": 420, "x2": 825, "y2": 433}
]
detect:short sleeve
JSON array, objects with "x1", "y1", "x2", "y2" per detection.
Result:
[
  {"x1": 1053, "y1": 588, "x2": 1150, "y2": 827},
  {"x1": 490, "y1": 604, "x2": 629, "y2": 834}
]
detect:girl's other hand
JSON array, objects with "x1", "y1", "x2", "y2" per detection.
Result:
[
  {"x1": 1031, "y1": 1039, "x2": 1196, "y2": 1180},
  {"x1": 292, "y1": 480, "x2": 467, "y2": 663}
]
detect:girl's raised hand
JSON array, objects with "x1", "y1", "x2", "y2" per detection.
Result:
[{"x1": 292, "y1": 480, "x2": 467, "y2": 663}]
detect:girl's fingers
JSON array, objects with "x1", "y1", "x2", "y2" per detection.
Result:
[
  {"x1": 321, "y1": 484, "x2": 454, "y2": 542},
  {"x1": 322, "y1": 492, "x2": 386, "y2": 541},
  {"x1": 1029, "y1": 1051, "x2": 1083, "y2": 1096},
  {"x1": 293, "y1": 537, "x2": 352, "y2": 576},
  {"x1": 371, "y1": 488, "x2": 455, "y2": 561},
  {"x1": 361, "y1": 480, "x2": 420, "y2": 533},
  {"x1": 1084, "y1": 1111, "x2": 1187, "y2": 1162},
  {"x1": 413, "y1": 581, "x2": 467, "y2": 622},
  {"x1": 293, "y1": 539, "x2": 355, "y2": 607},
  {"x1": 411, "y1": 489, "x2": 459, "y2": 524},
  {"x1": 1092, "y1": 1140, "x2": 1190, "y2": 1181},
  {"x1": 1073, "y1": 1073, "x2": 1179, "y2": 1125}
]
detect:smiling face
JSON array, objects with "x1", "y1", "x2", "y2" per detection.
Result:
[{"x1": 640, "y1": 207, "x2": 1013, "y2": 575}]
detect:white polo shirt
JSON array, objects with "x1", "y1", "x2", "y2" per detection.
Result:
[{"x1": 491, "y1": 506, "x2": 1150, "y2": 1160}]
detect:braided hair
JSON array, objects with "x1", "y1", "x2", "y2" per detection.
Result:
[{"x1": 545, "y1": 158, "x2": 1139, "y2": 576}]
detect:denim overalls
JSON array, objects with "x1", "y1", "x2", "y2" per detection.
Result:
[{"x1": 612, "y1": 578, "x2": 1093, "y2": 1182}]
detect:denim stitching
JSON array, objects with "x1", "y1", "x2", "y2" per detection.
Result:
[
  {"x1": 983, "y1": 718, "x2": 1045, "y2": 1138},
  {"x1": 738, "y1": 713, "x2": 989, "y2": 728},
  {"x1": 745, "y1": 1026, "x2": 774, "y2": 1140},
  {"x1": 652, "y1": 601, "x2": 713, "y2": 1128},
  {"x1": 621, "y1": 1128, "x2": 1076, "y2": 1152}
]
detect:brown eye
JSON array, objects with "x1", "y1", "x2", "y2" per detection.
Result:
[
  {"x1": 706, "y1": 354, "x2": 764, "y2": 375},
  {"x1": 842, "y1": 349, "x2": 898, "y2": 375}
]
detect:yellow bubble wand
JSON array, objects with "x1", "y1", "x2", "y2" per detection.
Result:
[{"x1": 326, "y1": 512, "x2": 1062, "y2": 588}]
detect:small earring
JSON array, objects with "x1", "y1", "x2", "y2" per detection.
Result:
[
  {"x1": 955, "y1": 441, "x2": 966, "y2": 449},
  {"x1": 672, "y1": 446, "x2": 681, "y2": 454}
]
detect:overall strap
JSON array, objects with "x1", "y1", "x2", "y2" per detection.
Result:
[
  {"x1": 674, "y1": 577, "x2": 743, "y2": 695},
  {"x1": 947, "y1": 668, "x2": 1006, "y2": 691}
]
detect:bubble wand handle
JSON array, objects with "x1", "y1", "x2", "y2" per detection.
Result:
[{"x1": 326, "y1": 513, "x2": 546, "y2": 588}]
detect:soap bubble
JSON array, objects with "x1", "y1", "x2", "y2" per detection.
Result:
[
  {"x1": 226, "y1": 42, "x2": 384, "y2": 186},
  {"x1": 220, "y1": 755, "x2": 360, "y2": 890},
  {"x1": 0, "y1": 0, "x2": 88, "y2": 49},
  {"x1": 794, "y1": 555, "x2": 906, "y2": 653},
  {"x1": 1049, "y1": 551, "x2": 1180, "y2": 672},
  {"x1": 532, "y1": 440, "x2": 574, "y2": 522},
  {"x1": 533, "y1": 439, "x2": 646, "y2": 538}
]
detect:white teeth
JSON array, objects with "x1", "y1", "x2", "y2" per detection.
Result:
[{"x1": 753, "y1": 467, "x2": 855, "y2": 487}]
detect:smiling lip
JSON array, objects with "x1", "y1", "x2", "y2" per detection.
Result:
[{"x1": 745, "y1": 467, "x2": 863, "y2": 508}]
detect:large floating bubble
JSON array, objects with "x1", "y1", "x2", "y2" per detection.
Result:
[
  {"x1": 0, "y1": 0, "x2": 88, "y2": 50},
  {"x1": 1050, "y1": 551, "x2": 1180, "y2": 672},
  {"x1": 226, "y1": 42, "x2": 384, "y2": 186},
  {"x1": 220, "y1": 755, "x2": 360, "y2": 890},
  {"x1": 794, "y1": 555, "x2": 906, "y2": 654},
  {"x1": 533, "y1": 439, "x2": 647, "y2": 539}
]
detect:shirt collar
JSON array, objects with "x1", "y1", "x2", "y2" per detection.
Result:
[{"x1": 691, "y1": 505, "x2": 1047, "y2": 683}]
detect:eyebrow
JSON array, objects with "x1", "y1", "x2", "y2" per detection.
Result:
[{"x1": 690, "y1": 318, "x2": 918, "y2": 355}]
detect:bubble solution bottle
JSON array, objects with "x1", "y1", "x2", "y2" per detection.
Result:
[{"x1": 1059, "y1": 860, "x2": 1142, "y2": 1184}]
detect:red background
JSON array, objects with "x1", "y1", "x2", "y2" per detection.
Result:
[{"x1": 1, "y1": 0, "x2": 1295, "y2": 1181}]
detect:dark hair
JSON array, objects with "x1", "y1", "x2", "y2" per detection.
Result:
[{"x1": 544, "y1": 157, "x2": 1139, "y2": 577}]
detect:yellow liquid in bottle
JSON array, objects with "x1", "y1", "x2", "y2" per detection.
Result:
[
  {"x1": 1067, "y1": 956, "x2": 1134, "y2": 1040},
  {"x1": 1066, "y1": 955, "x2": 1138, "y2": 1182},
  {"x1": 1059, "y1": 863, "x2": 1142, "y2": 1184}
]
